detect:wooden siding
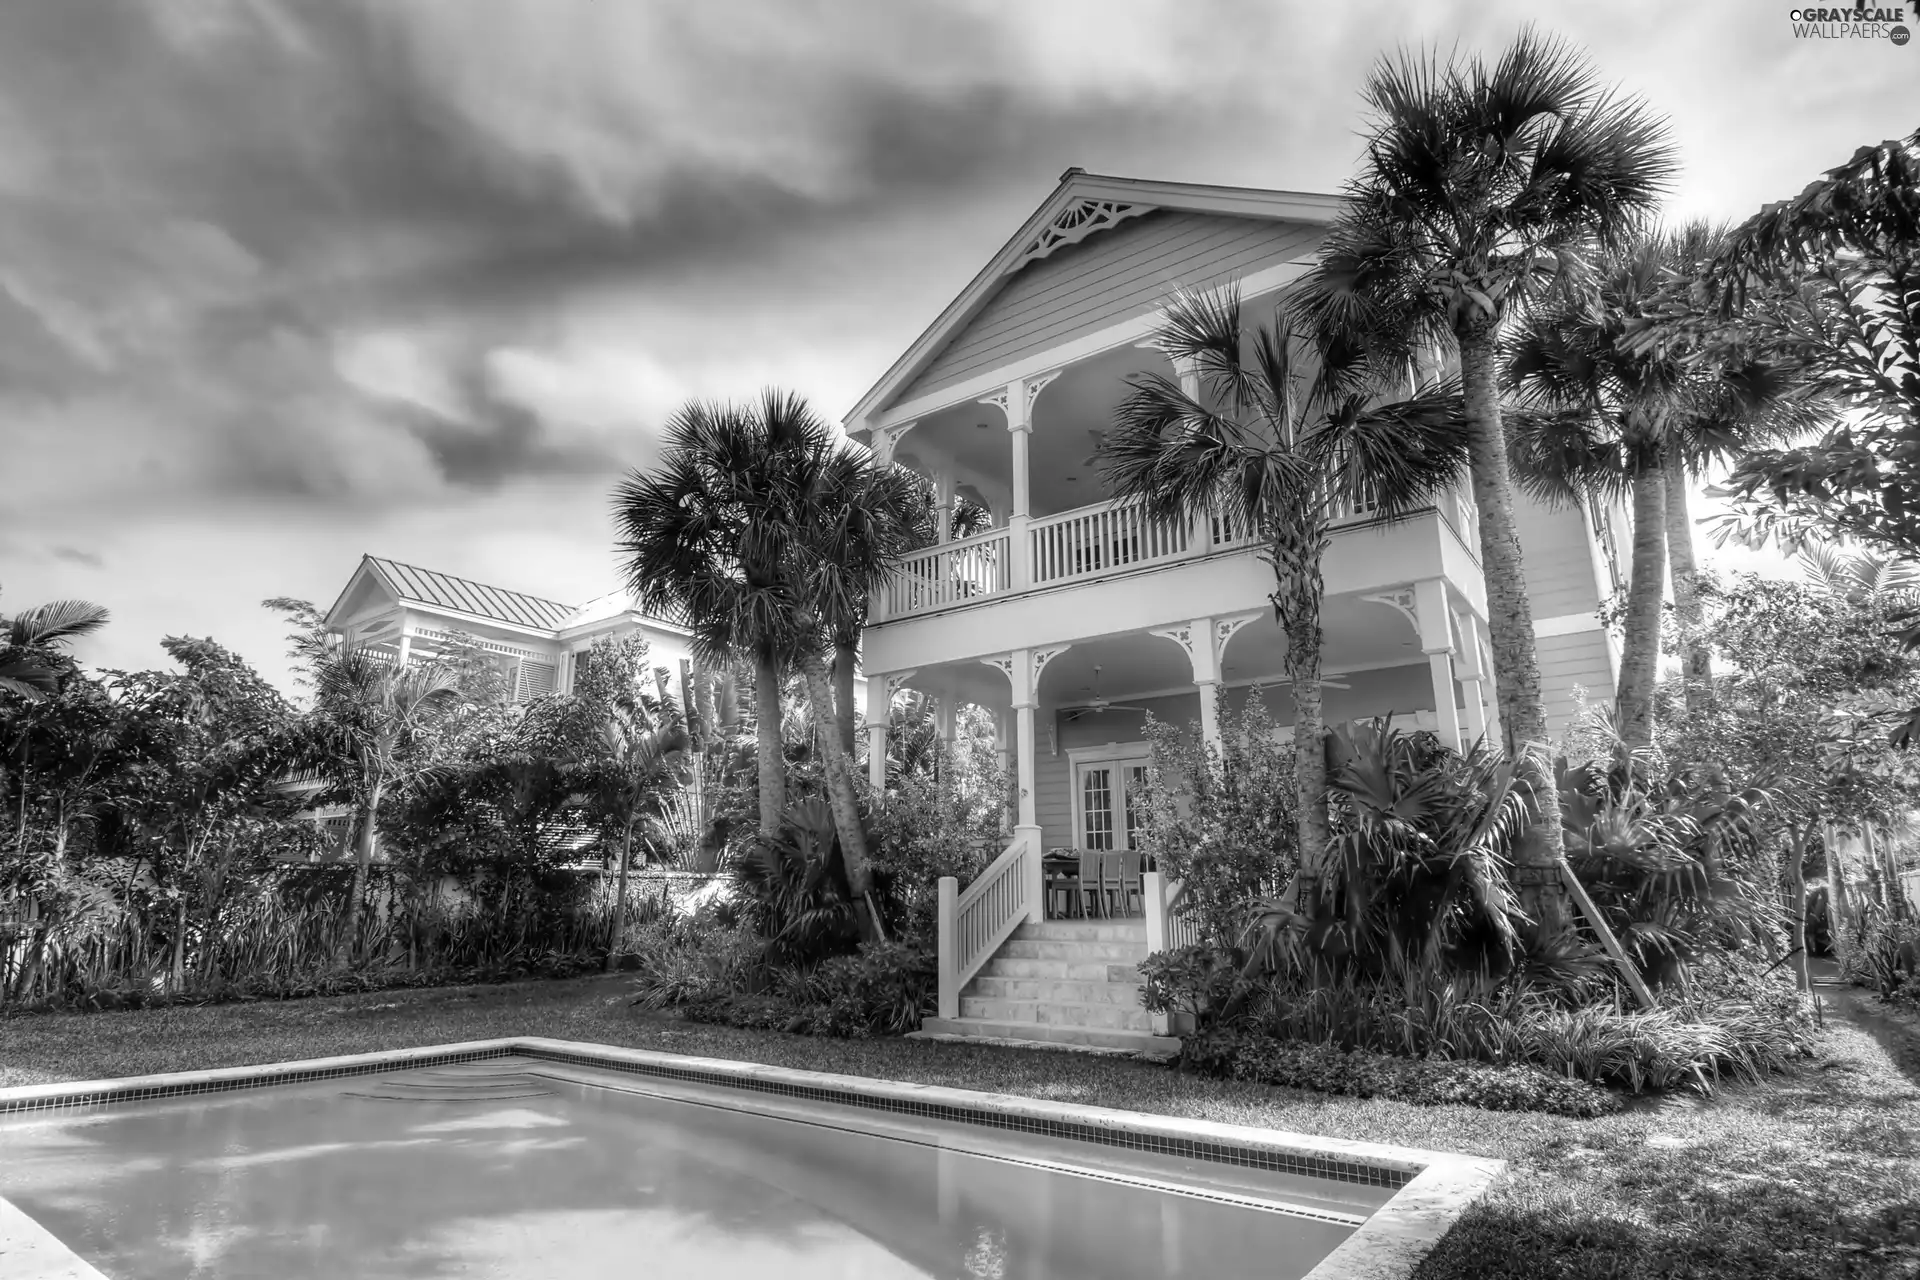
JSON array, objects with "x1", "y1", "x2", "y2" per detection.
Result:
[
  {"x1": 1536, "y1": 630, "x2": 1616, "y2": 740},
  {"x1": 1512, "y1": 492, "x2": 1602, "y2": 622},
  {"x1": 894, "y1": 212, "x2": 1324, "y2": 408}
]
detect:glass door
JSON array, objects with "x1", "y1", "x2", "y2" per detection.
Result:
[{"x1": 1078, "y1": 757, "x2": 1150, "y2": 851}]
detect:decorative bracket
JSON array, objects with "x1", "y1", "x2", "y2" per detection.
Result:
[
  {"x1": 884, "y1": 670, "x2": 919, "y2": 700},
  {"x1": 1149, "y1": 624, "x2": 1195, "y2": 664},
  {"x1": 1213, "y1": 612, "x2": 1262, "y2": 668},
  {"x1": 979, "y1": 654, "x2": 1016, "y2": 693},
  {"x1": 1022, "y1": 370, "x2": 1061, "y2": 418},
  {"x1": 870, "y1": 421, "x2": 916, "y2": 468},
  {"x1": 1015, "y1": 199, "x2": 1154, "y2": 268},
  {"x1": 977, "y1": 386, "x2": 1013, "y2": 422},
  {"x1": 1032, "y1": 646, "x2": 1071, "y2": 686},
  {"x1": 1361, "y1": 588, "x2": 1420, "y2": 634}
]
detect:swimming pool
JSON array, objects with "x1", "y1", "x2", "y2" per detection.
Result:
[{"x1": 0, "y1": 1039, "x2": 1499, "y2": 1279}]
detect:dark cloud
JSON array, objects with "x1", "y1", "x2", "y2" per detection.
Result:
[{"x1": 49, "y1": 546, "x2": 104, "y2": 569}]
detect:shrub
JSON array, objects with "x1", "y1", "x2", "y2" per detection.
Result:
[
  {"x1": 673, "y1": 942, "x2": 935, "y2": 1038},
  {"x1": 1181, "y1": 1028, "x2": 1620, "y2": 1119},
  {"x1": 866, "y1": 736, "x2": 1012, "y2": 951},
  {"x1": 1137, "y1": 697, "x2": 1296, "y2": 951},
  {"x1": 627, "y1": 915, "x2": 764, "y2": 1011},
  {"x1": 1843, "y1": 910, "x2": 1920, "y2": 996}
]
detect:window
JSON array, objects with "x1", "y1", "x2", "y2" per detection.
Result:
[{"x1": 1072, "y1": 747, "x2": 1151, "y2": 851}]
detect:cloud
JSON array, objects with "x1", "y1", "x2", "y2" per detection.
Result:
[{"x1": 48, "y1": 546, "x2": 104, "y2": 569}]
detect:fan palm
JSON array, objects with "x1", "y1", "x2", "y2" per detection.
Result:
[
  {"x1": 1293, "y1": 29, "x2": 1676, "y2": 928},
  {"x1": 0, "y1": 592, "x2": 110, "y2": 699},
  {"x1": 1100, "y1": 285, "x2": 1471, "y2": 925},
  {"x1": 1506, "y1": 228, "x2": 1828, "y2": 746}
]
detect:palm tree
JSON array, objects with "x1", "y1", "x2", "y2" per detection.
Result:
[
  {"x1": 1100, "y1": 285, "x2": 1471, "y2": 926},
  {"x1": 1294, "y1": 29, "x2": 1676, "y2": 928},
  {"x1": 1506, "y1": 229, "x2": 1825, "y2": 747},
  {"x1": 615, "y1": 396, "x2": 815, "y2": 842},
  {"x1": 575, "y1": 695, "x2": 689, "y2": 970},
  {"x1": 310, "y1": 650, "x2": 464, "y2": 952},
  {"x1": 0, "y1": 591, "x2": 110, "y2": 700},
  {"x1": 614, "y1": 392, "x2": 921, "y2": 933}
]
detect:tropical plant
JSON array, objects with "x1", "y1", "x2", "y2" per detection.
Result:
[
  {"x1": 1505, "y1": 227, "x2": 1827, "y2": 742},
  {"x1": 728, "y1": 798, "x2": 863, "y2": 966},
  {"x1": 1294, "y1": 29, "x2": 1677, "y2": 927},
  {"x1": 308, "y1": 649, "x2": 465, "y2": 950},
  {"x1": 0, "y1": 590, "x2": 109, "y2": 700},
  {"x1": 571, "y1": 694, "x2": 689, "y2": 968},
  {"x1": 1101, "y1": 286, "x2": 1471, "y2": 922}
]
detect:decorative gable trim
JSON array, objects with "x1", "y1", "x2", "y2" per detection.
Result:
[{"x1": 1015, "y1": 199, "x2": 1153, "y2": 269}]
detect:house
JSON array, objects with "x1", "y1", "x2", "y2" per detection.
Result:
[
  {"x1": 284, "y1": 555, "x2": 705, "y2": 864},
  {"x1": 843, "y1": 169, "x2": 1631, "y2": 1052}
]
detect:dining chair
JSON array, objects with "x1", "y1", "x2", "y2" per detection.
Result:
[
  {"x1": 1096, "y1": 852, "x2": 1127, "y2": 918},
  {"x1": 1076, "y1": 851, "x2": 1106, "y2": 919},
  {"x1": 1115, "y1": 851, "x2": 1145, "y2": 917}
]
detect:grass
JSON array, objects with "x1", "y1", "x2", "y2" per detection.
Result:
[{"x1": 4, "y1": 975, "x2": 1918, "y2": 1280}]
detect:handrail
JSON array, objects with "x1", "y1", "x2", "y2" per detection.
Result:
[{"x1": 935, "y1": 830, "x2": 1035, "y2": 1020}]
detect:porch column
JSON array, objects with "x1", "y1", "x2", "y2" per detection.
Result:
[
  {"x1": 1152, "y1": 618, "x2": 1220, "y2": 750},
  {"x1": 993, "y1": 709, "x2": 1012, "y2": 832},
  {"x1": 865, "y1": 673, "x2": 897, "y2": 791},
  {"x1": 395, "y1": 626, "x2": 412, "y2": 669},
  {"x1": 933, "y1": 468, "x2": 956, "y2": 545},
  {"x1": 1453, "y1": 610, "x2": 1488, "y2": 746},
  {"x1": 1414, "y1": 579, "x2": 1462, "y2": 752}
]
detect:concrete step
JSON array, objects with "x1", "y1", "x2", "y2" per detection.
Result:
[
  {"x1": 959, "y1": 996, "x2": 1152, "y2": 1032},
  {"x1": 965, "y1": 975, "x2": 1144, "y2": 1005},
  {"x1": 997, "y1": 938, "x2": 1147, "y2": 962},
  {"x1": 977, "y1": 957, "x2": 1144, "y2": 983},
  {"x1": 1012, "y1": 920, "x2": 1148, "y2": 943},
  {"x1": 915, "y1": 1016, "x2": 1180, "y2": 1057}
]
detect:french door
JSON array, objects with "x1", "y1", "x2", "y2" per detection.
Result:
[{"x1": 1077, "y1": 756, "x2": 1150, "y2": 851}]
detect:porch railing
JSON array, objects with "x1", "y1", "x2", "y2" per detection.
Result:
[
  {"x1": 877, "y1": 528, "x2": 1011, "y2": 620},
  {"x1": 1028, "y1": 498, "x2": 1192, "y2": 586},
  {"x1": 1142, "y1": 872, "x2": 1200, "y2": 1036},
  {"x1": 935, "y1": 828, "x2": 1041, "y2": 1020}
]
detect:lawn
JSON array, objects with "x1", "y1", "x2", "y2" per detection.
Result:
[{"x1": 3, "y1": 975, "x2": 1917, "y2": 1280}]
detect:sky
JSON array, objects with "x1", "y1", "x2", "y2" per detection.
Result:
[{"x1": 2, "y1": 0, "x2": 1914, "y2": 696}]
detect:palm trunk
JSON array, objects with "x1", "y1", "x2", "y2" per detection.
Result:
[
  {"x1": 342, "y1": 777, "x2": 383, "y2": 960},
  {"x1": 1458, "y1": 325, "x2": 1570, "y2": 930},
  {"x1": 1787, "y1": 821, "x2": 1817, "y2": 1007},
  {"x1": 833, "y1": 638, "x2": 859, "y2": 758},
  {"x1": 606, "y1": 821, "x2": 633, "y2": 973},
  {"x1": 1269, "y1": 520, "x2": 1331, "y2": 921},
  {"x1": 1615, "y1": 464, "x2": 1668, "y2": 751},
  {"x1": 1662, "y1": 451, "x2": 1711, "y2": 709},
  {"x1": 796, "y1": 649, "x2": 886, "y2": 939},
  {"x1": 753, "y1": 648, "x2": 786, "y2": 839}
]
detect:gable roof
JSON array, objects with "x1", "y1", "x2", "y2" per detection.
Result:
[
  {"x1": 842, "y1": 169, "x2": 1345, "y2": 434},
  {"x1": 324, "y1": 555, "x2": 691, "y2": 639}
]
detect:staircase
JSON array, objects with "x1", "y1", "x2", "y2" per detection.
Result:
[{"x1": 915, "y1": 919, "x2": 1180, "y2": 1056}]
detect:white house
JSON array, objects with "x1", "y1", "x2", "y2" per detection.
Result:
[
  {"x1": 286, "y1": 555, "x2": 705, "y2": 863},
  {"x1": 843, "y1": 169, "x2": 1631, "y2": 1052}
]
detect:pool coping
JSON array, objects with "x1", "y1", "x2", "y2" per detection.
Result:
[{"x1": 0, "y1": 1036, "x2": 1503, "y2": 1279}]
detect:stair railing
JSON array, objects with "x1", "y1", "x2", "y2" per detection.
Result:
[
  {"x1": 935, "y1": 829, "x2": 1040, "y2": 1020},
  {"x1": 1142, "y1": 872, "x2": 1199, "y2": 1036}
]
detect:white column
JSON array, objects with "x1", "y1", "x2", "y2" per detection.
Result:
[
  {"x1": 866, "y1": 673, "x2": 895, "y2": 791},
  {"x1": 1014, "y1": 703, "x2": 1037, "y2": 829},
  {"x1": 1196, "y1": 682, "x2": 1221, "y2": 750},
  {"x1": 993, "y1": 709, "x2": 1012, "y2": 833},
  {"x1": 933, "y1": 468, "x2": 956, "y2": 545},
  {"x1": 935, "y1": 697, "x2": 956, "y2": 744},
  {"x1": 1155, "y1": 618, "x2": 1220, "y2": 751},
  {"x1": 1453, "y1": 610, "x2": 1488, "y2": 746},
  {"x1": 1414, "y1": 579, "x2": 1461, "y2": 752},
  {"x1": 395, "y1": 630, "x2": 412, "y2": 669}
]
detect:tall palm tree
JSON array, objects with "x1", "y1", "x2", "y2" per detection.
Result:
[
  {"x1": 615, "y1": 396, "x2": 816, "y2": 841},
  {"x1": 1294, "y1": 29, "x2": 1676, "y2": 928},
  {"x1": 1506, "y1": 229, "x2": 1825, "y2": 747},
  {"x1": 0, "y1": 591, "x2": 110, "y2": 700},
  {"x1": 1100, "y1": 285, "x2": 1471, "y2": 925},
  {"x1": 614, "y1": 392, "x2": 921, "y2": 932},
  {"x1": 310, "y1": 650, "x2": 463, "y2": 951}
]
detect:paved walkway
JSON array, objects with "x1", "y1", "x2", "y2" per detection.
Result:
[{"x1": 1810, "y1": 956, "x2": 1920, "y2": 1085}]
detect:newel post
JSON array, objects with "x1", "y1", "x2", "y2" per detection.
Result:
[
  {"x1": 936, "y1": 875, "x2": 959, "y2": 1020},
  {"x1": 1142, "y1": 872, "x2": 1170, "y2": 1036}
]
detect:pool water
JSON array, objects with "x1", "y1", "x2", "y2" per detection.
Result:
[{"x1": 0, "y1": 1056, "x2": 1378, "y2": 1279}]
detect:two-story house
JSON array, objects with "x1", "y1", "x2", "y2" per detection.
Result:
[
  {"x1": 286, "y1": 555, "x2": 706, "y2": 863},
  {"x1": 843, "y1": 169, "x2": 1630, "y2": 1053}
]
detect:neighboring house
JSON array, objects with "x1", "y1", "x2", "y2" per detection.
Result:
[
  {"x1": 843, "y1": 169, "x2": 1631, "y2": 1051},
  {"x1": 283, "y1": 555, "x2": 708, "y2": 865}
]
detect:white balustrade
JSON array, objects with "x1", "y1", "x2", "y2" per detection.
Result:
[
  {"x1": 1028, "y1": 497, "x2": 1191, "y2": 587},
  {"x1": 935, "y1": 830, "x2": 1035, "y2": 1020},
  {"x1": 878, "y1": 528, "x2": 1011, "y2": 620}
]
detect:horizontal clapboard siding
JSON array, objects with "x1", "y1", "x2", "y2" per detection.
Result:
[
  {"x1": 1536, "y1": 631, "x2": 1616, "y2": 740},
  {"x1": 895, "y1": 212, "x2": 1323, "y2": 407},
  {"x1": 1512, "y1": 493, "x2": 1602, "y2": 620}
]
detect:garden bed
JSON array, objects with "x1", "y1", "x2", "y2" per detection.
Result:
[{"x1": 3, "y1": 975, "x2": 1915, "y2": 1279}]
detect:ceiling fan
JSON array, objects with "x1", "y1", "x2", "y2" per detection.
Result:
[
  {"x1": 1061, "y1": 666, "x2": 1151, "y2": 721},
  {"x1": 1079, "y1": 428, "x2": 1107, "y2": 468}
]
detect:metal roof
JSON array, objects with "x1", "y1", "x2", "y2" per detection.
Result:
[{"x1": 366, "y1": 557, "x2": 576, "y2": 631}]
